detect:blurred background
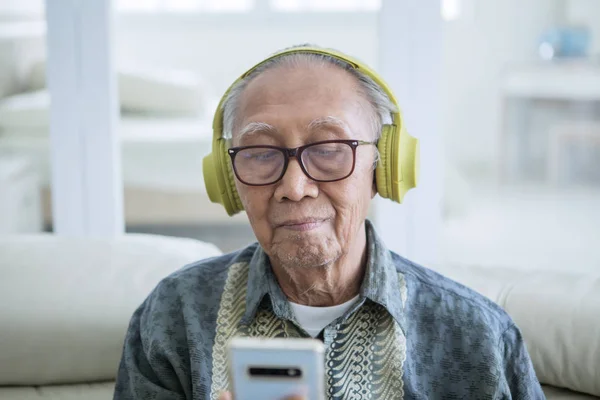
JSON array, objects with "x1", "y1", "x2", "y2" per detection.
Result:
[{"x1": 0, "y1": 0, "x2": 598, "y2": 273}]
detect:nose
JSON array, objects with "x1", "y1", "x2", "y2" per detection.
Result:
[{"x1": 273, "y1": 158, "x2": 318, "y2": 202}]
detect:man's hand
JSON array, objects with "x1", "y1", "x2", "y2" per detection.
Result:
[{"x1": 218, "y1": 391, "x2": 305, "y2": 400}]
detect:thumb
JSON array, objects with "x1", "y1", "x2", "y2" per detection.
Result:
[{"x1": 218, "y1": 391, "x2": 233, "y2": 400}]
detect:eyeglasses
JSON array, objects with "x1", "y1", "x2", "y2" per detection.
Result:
[{"x1": 228, "y1": 139, "x2": 376, "y2": 186}]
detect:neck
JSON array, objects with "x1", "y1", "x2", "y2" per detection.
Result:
[{"x1": 271, "y1": 223, "x2": 368, "y2": 307}]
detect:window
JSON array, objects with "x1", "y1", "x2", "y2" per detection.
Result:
[
  {"x1": 441, "y1": 0, "x2": 461, "y2": 21},
  {"x1": 270, "y1": 0, "x2": 381, "y2": 12},
  {"x1": 117, "y1": 0, "x2": 381, "y2": 12},
  {"x1": 117, "y1": 0, "x2": 254, "y2": 12}
]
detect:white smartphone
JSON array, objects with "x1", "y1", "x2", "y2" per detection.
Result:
[{"x1": 227, "y1": 337, "x2": 325, "y2": 400}]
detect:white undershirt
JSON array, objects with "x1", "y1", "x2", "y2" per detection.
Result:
[{"x1": 289, "y1": 295, "x2": 360, "y2": 337}]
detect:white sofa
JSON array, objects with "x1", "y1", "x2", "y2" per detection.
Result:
[
  {"x1": 0, "y1": 234, "x2": 222, "y2": 399},
  {"x1": 434, "y1": 264, "x2": 600, "y2": 399},
  {"x1": 0, "y1": 234, "x2": 598, "y2": 399}
]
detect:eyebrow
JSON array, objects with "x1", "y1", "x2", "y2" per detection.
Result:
[
  {"x1": 237, "y1": 122, "x2": 278, "y2": 141},
  {"x1": 307, "y1": 116, "x2": 352, "y2": 136},
  {"x1": 236, "y1": 116, "x2": 351, "y2": 141}
]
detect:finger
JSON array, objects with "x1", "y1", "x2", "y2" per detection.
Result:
[
  {"x1": 218, "y1": 392, "x2": 233, "y2": 400},
  {"x1": 283, "y1": 396, "x2": 306, "y2": 400}
]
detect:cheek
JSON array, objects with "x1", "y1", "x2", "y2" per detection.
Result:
[
  {"x1": 327, "y1": 173, "x2": 373, "y2": 238},
  {"x1": 236, "y1": 184, "x2": 274, "y2": 239},
  {"x1": 339, "y1": 161, "x2": 375, "y2": 212}
]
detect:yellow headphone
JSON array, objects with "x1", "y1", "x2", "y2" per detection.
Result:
[{"x1": 203, "y1": 46, "x2": 420, "y2": 216}]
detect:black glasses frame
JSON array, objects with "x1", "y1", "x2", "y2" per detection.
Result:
[{"x1": 227, "y1": 139, "x2": 375, "y2": 186}]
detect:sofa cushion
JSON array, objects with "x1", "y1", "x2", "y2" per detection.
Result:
[
  {"x1": 542, "y1": 386, "x2": 600, "y2": 400},
  {"x1": 0, "y1": 381, "x2": 115, "y2": 400},
  {"x1": 0, "y1": 234, "x2": 222, "y2": 386},
  {"x1": 0, "y1": 90, "x2": 48, "y2": 131},
  {"x1": 0, "y1": 22, "x2": 45, "y2": 100},
  {"x1": 1, "y1": 383, "x2": 596, "y2": 400},
  {"x1": 118, "y1": 68, "x2": 208, "y2": 116},
  {"x1": 25, "y1": 60, "x2": 209, "y2": 116},
  {"x1": 435, "y1": 264, "x2": 600, "y2": 397},
  {"x1": 544, "y1": 385, "x2": 600, "y2": 399}
]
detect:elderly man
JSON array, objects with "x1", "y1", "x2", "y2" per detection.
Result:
[{"x1": 114, "y1": 45, "x2": 544, "y2": 400}]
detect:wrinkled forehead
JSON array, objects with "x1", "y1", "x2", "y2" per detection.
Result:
[
  {"x1": 233, "y1": 63, "x2": 372, "y2": 141},
  {"x1": 241, "y1": 62, "x2": 363, "y2": 109}
]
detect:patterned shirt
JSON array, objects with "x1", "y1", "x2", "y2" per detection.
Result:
[{"x1": 114, "y1": 221, "x2": 545, "y2": 399}]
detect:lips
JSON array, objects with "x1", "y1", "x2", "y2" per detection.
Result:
[{"x1": 275, "y1": 218, "x2": 330, "y2": 231}]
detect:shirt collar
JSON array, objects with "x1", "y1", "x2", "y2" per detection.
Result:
[
  {"x1": 241, "y1": 247, "x2": 294, "y2": 325},
  {"x1": 241, "y1": 220, "x2": 406, "y2": 330},
  {"x1": 359, "y1": 219, "x2": 406, "y2": 329}
]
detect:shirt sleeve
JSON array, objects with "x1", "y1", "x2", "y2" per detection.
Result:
[
  {"x1": 497, "y1": 324, "x2": 546, "y2": 400},
  {"x1": 113, "y1": 281, "x2": 190, "y2": 400}
]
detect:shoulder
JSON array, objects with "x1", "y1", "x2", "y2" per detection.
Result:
[
  {"x1": 387, "y1": 256, "x2": 542, "y2": 397},
  {"x1": 140, "y1": 243, "x2": 258, "y2": 317},
  {"x1": 158, "y1": 242, "x2": 257, "y2": 294},
  {"x1": 391, "y1": 251, "x2": 514, "y2": 339}
]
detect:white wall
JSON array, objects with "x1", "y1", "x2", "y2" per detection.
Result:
[
  {"x1": 0, "y1": 0, "x2": 572, "y2": 177},
  {"x1": 567, "y1": 0, "x2": 600, "y2": 55},
  {"x1": 0, "y1": 0, "x2": 43, "y2": 19},
  {"x1": 442, "y1": 0, "x2": 564, "y2": 176},
  {"x1": 114, "y1": 13, "x2": 379, "y2": 100},
  {"x1": 115, "y1": 0, "x2": 566, "y2": 176}
]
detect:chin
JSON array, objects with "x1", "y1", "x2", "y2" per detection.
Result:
[{"x1": 269, "y1": 237, "x2": 340, "y2": 270}]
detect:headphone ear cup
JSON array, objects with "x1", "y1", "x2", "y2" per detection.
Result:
[
  {"x1": 202, "y1": 139, "x2": 245, "y2": 216},
  {"x1": 398, "y1": 127, "x2": 420, "y2": 201},
  {"x1": 220, "y1": 140, "x2": 244, "y2": 215},
  {"x1": 376, "y1": 124, "x2": 420, "y2": 203},
  {"x1": 376, "y1": 125, "x2": 392, "y2": 200},
  {"x1": 203, "y1": 152, "x2": 222, "y2": 205}
]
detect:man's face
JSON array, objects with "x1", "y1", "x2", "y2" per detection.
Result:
[{"x1": 232, "y1": 63, "x2": 377, "y2": 269}]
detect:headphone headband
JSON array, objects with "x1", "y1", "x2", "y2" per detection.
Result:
[{"x1": 212, "y1": 46, "x2": 401, "y2": 139}]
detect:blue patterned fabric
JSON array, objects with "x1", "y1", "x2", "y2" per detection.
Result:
[{"x1": 114, "y1": 221, "x2": 545, "y2": 399}]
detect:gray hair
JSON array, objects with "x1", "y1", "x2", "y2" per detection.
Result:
[{"x1": 222, "y1": 44, "x2": 397, "y2": 145}]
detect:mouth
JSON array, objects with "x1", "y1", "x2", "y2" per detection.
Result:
[{"x1": 276, "y1": 218, "x2": 329, "y2": 232}]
